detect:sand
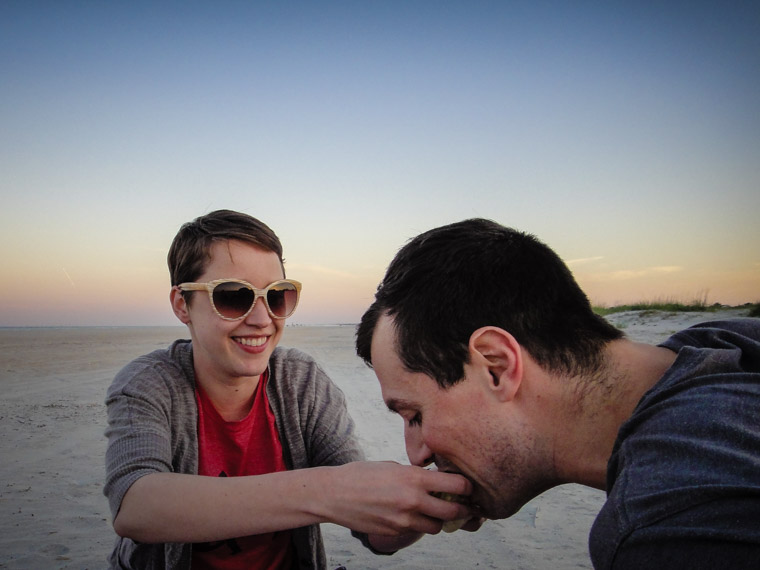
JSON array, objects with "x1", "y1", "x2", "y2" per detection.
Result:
[{"x1": 0, "y1": 308, "x2": 752, "y2": 569}]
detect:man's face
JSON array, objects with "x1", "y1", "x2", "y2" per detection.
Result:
[
  {"x1": 180, "y1": 239, "x2": 287, "y2": 385},
  {"x1": 370, "y1": 314, "x2": 551, "y2": 520}
]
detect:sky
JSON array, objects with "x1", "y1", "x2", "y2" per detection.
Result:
[{"x1": 1, "y1": 1, "x2": 759, "y2": 326}]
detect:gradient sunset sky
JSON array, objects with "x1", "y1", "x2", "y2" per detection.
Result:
[{"x1": 2, "y1": 1, "x2": 758, "y2": 326}]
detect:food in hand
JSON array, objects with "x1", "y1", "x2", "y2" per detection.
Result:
[{"x1": 432, "y1": 492, "x2": 469, "y2": 533}]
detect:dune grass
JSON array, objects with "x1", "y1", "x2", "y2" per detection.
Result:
[{"x1": 593, "y1": 298, "x2": 760, "y2": 317}]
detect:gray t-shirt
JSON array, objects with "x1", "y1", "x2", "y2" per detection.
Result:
[{"x1": 589, "y1": 319, "x2": 760, "y2": 568}]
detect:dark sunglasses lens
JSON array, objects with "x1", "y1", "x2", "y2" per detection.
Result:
[
  {"x1": 212, "y1": 282, "x2": 255, "y2": 318},
  {"x1": 266, "y1": 283, "x2": 298, "y2": 317}
]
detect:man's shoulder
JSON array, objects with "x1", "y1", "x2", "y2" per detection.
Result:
[
  {"x1": 592, "y1": 318, "x2": 760, "y2": 567},
  {"x1": 601, "y1": 328, "x2": 760, "y2": 543},
  {"x1": 662, "y1": 317, "x2": 760, "y2": 350},
  {"x1": 653, "y1": 318, "x2": 760, "y2": 390},
  {"x1": 594, "y1": 393, "x2": 760, "y2": 566}
]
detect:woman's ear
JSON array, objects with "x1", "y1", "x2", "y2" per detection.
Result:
[
  {"x1": 170, "y1": 287, "x2": 191, "y2": 324},
  {"x1": 468, "y1": 327, "x2": 523, "y2": 402}
]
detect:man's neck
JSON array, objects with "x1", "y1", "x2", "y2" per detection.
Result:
[{"x1": 553, "y1": 339, "x2": 678, "y2": 490}]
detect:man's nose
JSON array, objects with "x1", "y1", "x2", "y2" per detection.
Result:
[{"x1": 405, "y1": 429, "x2": 434, "y2": 467}]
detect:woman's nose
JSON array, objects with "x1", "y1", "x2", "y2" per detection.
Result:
[{"x1": 244, "y1": 296, "x2": 273, "y2": 325}]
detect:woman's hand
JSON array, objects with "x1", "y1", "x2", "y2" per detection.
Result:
[{"x1": 314, "y1": 461, "x2": 476, "y2": 537}]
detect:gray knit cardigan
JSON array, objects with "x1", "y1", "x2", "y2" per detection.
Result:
[{"x1": 104, "y1": 339, "x2": 366, "y2": 569}]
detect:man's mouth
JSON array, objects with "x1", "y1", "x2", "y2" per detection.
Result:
[
  {"x1": 435, "y1": 464, "x2": 470, "y2": 484},
  {"x1": 432, "y1": 464, "x2": 486, "y2": 514}
]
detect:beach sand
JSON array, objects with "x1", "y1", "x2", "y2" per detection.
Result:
[{"x1": 0, "y1": 308, "x2": 752, "y2": 569}]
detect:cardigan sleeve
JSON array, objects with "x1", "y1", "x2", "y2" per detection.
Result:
[{"x1": 103, "y1": 342, "x2": 198, "y2": 519}]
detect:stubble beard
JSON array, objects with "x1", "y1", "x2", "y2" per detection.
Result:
[{"x1": 476, "y1": 428, "x2": 554, "y2": 520}]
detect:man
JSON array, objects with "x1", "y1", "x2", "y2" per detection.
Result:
[
  {"x1": 356, "y1": 218, "x2": 760, "y2": 568},
  {"x1": 104, "y1": 210, "x2": 472, "y2": 569}
]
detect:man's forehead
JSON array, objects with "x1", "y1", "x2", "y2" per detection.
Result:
[
  {"x1": 370, "y1": 313, "x2": 401, "y2": 365},
  {"x1": 371, "y1": 315, "x2": 444, "y2": 412},
  {"x1": 374, "y1": 312, "x2": 397, "y2": 338}
]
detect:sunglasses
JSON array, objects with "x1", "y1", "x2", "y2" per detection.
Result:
[{"x1": 177, "y1": 279, "x2": 302, "y2": 320}]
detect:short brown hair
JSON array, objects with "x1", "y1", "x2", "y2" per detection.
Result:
[
  {"x1": 356, "y1": 218, "x2": 623, "y2": 387},
  {"x1": 167, "y1": 210, "x2": 284, "y2": 287}
]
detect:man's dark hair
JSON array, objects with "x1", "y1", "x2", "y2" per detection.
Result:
[
  {"x1": 167, "y1": 209, "x2": 284, "y2": 288},
  {"x1": 356, "y1": 218, "x2": 623, "y2": 388}
]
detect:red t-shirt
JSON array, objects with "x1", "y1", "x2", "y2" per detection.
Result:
[{"x1": 192, "y1": 370, "x2": 294, "y2": 570}]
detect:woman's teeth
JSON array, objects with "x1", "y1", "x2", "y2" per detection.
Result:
[{"x1": 235, "y1": 336, "x2": 266, "y2": 347}]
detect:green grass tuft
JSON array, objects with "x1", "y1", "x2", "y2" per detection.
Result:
[{"x1": 594, "y1": 299, "x2": 760, "y2": 317}]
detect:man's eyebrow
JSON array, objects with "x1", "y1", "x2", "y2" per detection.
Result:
[{"x1": 385, "y1": 398, "x2": 415, "y2": 414}]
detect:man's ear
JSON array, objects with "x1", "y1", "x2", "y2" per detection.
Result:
[
  {"x1": 468, "y1": 327, "x2": 523, "y2": 402},
  {"x1": 169, "y1": 287, "x2": 191, "y2": 324}
]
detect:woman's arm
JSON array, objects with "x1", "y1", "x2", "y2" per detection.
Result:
[{"x1": 113, "y1": 462, "x2": 473, "y2": 544}]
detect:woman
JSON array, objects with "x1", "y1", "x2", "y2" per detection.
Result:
[{"x1": 104, "y1": 209, "x2": 472, "y2": 569}]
